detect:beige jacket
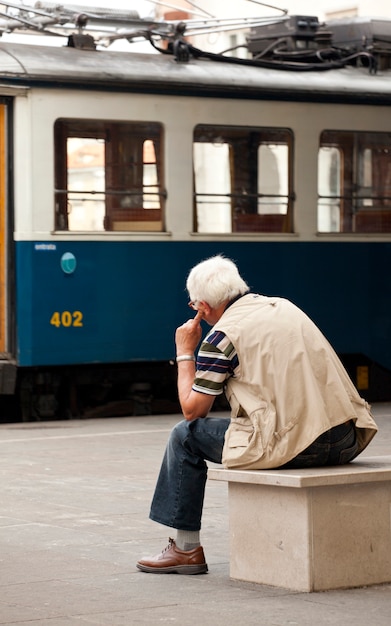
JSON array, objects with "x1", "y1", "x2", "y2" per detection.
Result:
[{"x1": 213, "y1": 294, "x2": 377, "y2": 470}]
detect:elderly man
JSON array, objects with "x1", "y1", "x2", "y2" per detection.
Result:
[{"x1": 137, "y1": 255, "x2": 377, "y2": 575}]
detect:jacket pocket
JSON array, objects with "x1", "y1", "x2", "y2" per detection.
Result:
[
  {"x1": 223, "y1": 411, "x2": 265, "y2": 467},
  {"x1": 225, "y1": 421, "x2": 254, "y2": 448}
]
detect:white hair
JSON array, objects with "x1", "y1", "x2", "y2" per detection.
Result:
[{"x1": 186, "y1": 255, "x2": 249, "y2": 308}]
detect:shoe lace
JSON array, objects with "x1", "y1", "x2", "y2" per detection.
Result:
[{"x1": 162, "y1": 538, "x2": 175, "y2": 554}]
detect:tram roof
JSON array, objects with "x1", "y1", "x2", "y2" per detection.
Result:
[{"x1": 0, "y1": 41, "x2": 391, "y2": 105}]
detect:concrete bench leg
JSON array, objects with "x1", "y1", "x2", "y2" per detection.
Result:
[{"x1": 228, "y1": 480, "x2": 391, "y2": 591}]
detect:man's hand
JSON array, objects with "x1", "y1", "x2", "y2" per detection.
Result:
[
  {"x1": 175, "y1": 310, "x2": 215, "y2": 420},
  {"x1": 175, "y1": 310, "x2": 203, "y2": 356}
]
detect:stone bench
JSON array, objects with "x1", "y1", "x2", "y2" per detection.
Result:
[{"x1": 208, "y1": 456, "x2": 391, "y2": 592}]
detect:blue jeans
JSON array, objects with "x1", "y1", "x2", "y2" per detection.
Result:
[
  {"x1": 149, "y1": 418, "x2": 358, "y2": 531},
  {"x1": 280, "y1": 419, "x2": 358, "y2": 468}
]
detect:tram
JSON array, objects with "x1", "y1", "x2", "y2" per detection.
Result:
[{"x1": 0, "y1": 6, "x2": 390, "y2": 419}]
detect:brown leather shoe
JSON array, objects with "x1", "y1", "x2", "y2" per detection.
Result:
[{"x1": 137, "y1": 538, "x2": 208, "y2": 574}]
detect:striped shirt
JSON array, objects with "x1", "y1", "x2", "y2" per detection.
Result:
[{"x1": 193, "y1": 330, "x2": 239, "y2": 396}]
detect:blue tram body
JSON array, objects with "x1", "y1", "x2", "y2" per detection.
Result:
[
  {"x1": 16, "y1": 240, "x2": 391, "y2": 369},
  {"x1": 0, "y1": 17, "x2": 389, "y2": 419}
]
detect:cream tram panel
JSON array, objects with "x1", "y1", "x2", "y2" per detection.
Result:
[{"x1": 12, "y1": 87, "x2": 391, "y2": 242}]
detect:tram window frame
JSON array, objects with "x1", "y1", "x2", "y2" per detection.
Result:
[
  {"x1": 193, "y1": 125, "x2": 294, "y2": 234},
  {"x1": 54, "y1": 119, "x2": 165, "y2": 232},
  {"x1": 318, "y1": 130, "x2": 391, "y2": 233}
]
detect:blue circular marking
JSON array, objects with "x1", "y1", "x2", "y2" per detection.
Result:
[{"x1": 61, "y1": 252, "x2": 77, "y2": 274}]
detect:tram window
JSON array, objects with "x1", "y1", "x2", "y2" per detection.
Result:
[
  {"x1": 318, "y1": 131, "x2": 391, "y2": 233},
  {"x1": 66, "y1": 137, "x2": 105, "y2": 231},
  {"x1": 193, "y1": 142, "x2": 231, "y2": 232},
  {"x1": 193, "y1": 125, "x2": 293, "y2": 233},
  {"x1": 318, "y1": 147, "x2": 341, "y2": 232},
  {"x1": 258, "y1": 144, "x2": 289, "y2": 214},
  {"x1": 54, "y1": 120, "x2": 164, "y2": 232}
]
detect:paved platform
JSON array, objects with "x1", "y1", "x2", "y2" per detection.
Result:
[{"x1": 0, "y1": 403, "x2": 390, "y2": 625}]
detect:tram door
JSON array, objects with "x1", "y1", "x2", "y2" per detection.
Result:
[{"x1": 0, "y1": 104, "x2": 7, "y2": 358}]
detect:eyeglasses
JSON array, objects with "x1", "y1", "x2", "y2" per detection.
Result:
[{"x1": 188, "y1": 300, "x2": 199, "y2": 311}]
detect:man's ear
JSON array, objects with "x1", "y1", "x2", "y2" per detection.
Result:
[{"x1": 198, "y1": 301, "x2": 211, "y2": 315}]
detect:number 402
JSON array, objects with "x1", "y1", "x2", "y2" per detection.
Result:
[{"x1": 50, "y1": 311, "x2": 83, "y2": 328}]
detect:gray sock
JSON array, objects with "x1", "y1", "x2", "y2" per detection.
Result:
[{"x1": 176, "y1": 530, "x2": 201, "y2": 551}]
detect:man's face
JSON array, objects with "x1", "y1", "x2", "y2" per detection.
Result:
[{"x1": 192, "y1": 301, "x2": 225, "y2": 326}]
